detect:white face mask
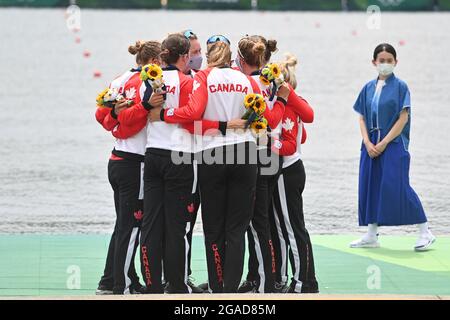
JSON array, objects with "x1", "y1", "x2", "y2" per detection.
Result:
[{"x1": 376, "y1": 63, "x2": 395, "y2": 77}]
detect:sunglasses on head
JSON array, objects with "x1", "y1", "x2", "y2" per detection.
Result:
[
  {"x1": 184, "y1": 29, "x2": 196, "y2": 39},
  {"x1": 206, "y1": 35, "x2": 230, "y2": 46}
]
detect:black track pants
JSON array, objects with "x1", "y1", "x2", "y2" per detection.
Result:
[
  {"x1": 99, "y1": 159, "x2": 143, "y2": 294},
  {"x1": 187, "y1": 184, "x2": 201, "y2": 277},
  {"x1": 271, "y1": 159, "x2": 318, "y2": 292},
  {"x1": 198, "y1": 142, "x2": 258, "y2": 293},
  {"x1": 245, "y1": 160, "x2": 280, "y2": 293},
  {"x1": 140, "y1": 149, "x2": 195, "y2": 294}
]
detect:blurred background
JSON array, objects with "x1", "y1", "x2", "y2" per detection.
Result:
[
  {"x1": 0, "y1": 0, "x2": 449, "y2": 236},
  {"x1": 1, "y1": 0, "x2": 450, "y2": 11}
]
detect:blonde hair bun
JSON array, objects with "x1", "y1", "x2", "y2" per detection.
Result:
[{"x1": 284, "y1": 52, "x2": 298, "y2": 68}]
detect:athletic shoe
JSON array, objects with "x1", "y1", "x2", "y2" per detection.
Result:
[
  {"x1": 237, "y1": 280, "x2": 257, "y2": 293},
  {"x1": 414, "y1": 231, "x2": 436, "y2": 251},
  {"x1": 130, "y1": 282, "x2": 146, "y2": 294},
  {"x1": 198, "y1": 282, "x2": 209, "y2": 291},
  {"x1": 95, "y1": 284, "x2": 113, "y2": 295},
  {"x1": 163, "y1": 281, "x2": 169, "y2": 294},
  {"x1": 349, "y1": 234, "x2": 380, "y2": 248},
  {"x1": 300, "y1": 282, "x2": 319, "y2": 294},
  {"x1": 273, "y1": 281, "x2": 289, "y2": 293},
  {"x1": 187, "y1": 277, "x2": 204, "y2": 293},
  {"x1": 282, "y1": 282, "x2": 301, "y2": 293}
]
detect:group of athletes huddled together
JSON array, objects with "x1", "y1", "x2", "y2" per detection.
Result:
[{"x1": 95, "y1": 30, "x2": 318, "y2": 295}]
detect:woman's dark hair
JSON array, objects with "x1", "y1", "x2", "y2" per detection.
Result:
[
  {"x1": 373, "y1": 43, "x2": 397, "y2": 60},
  {"x1": 252, "y1": 35, "x2": 278, "y2": 64},
  {"x1": 160, "y1": 33, "x2": 191, "y2": 65},
  {"x1": 128, "y1": 41, "x2": 162, "y2": 65}
]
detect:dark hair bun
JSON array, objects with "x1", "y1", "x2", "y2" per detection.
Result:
[
  {"x1": 266, "y1": 39, "x2": 278, "y2": 53},
  {"x1": 128, "y1": 41, "x2": 142, "y2": 55}
]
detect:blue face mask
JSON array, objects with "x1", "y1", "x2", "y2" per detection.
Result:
[{"x1": 189, "y1": 55, "x2": 203, "y2": 71}]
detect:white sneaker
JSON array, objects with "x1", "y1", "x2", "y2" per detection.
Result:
[
  {"x1": 95, "y1": 288, "x2": 113, "y2": 295},
  {"x1": 414, "y1": 231, "x2": 436, "y2": 251},
  {"x1": 349, "y1": 235, "x2": 380, "y2": 248}
]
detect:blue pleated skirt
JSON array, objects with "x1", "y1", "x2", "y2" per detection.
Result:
[{"x1": 358, "y1": 132, "x2": 427, "y2": 226}]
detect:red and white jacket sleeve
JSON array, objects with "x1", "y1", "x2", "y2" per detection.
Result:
[
  {"x1": 258, "y1": 81, "x2": 286, "y2": 129},
  {"x1": 301, "y1": 124, "x2": 307, "y2": 144},
  {"x1": 162, "y1": 69, "x2": 210, "y2": 124},
  {"x1": 249, "y1": 75, "x2": 286, "y2": 129},
  {"x1": 169, "y1": 71, "x2": 221, "y2": 135},
  {"x1": 286, "y1": 84, "x2": 314, "y2": 123},
  {"x1": 111, "y1": 80, "x2": 149, "y2": 140},
  {"x1": 180, "y1": 73, "x2": 263, "y2": 135},
  {"x1": 94, "y1": 77, "x2": 122, "y2": 132},
  {"x1": 272, "y1": 106, "x2": 299, "y2": 156},
  {"x1": 263, "y1": 100, "x2": 286, "y2": 129},
  {"x1": 95, "y1": 107, "x2": 118, "y2": 131}
]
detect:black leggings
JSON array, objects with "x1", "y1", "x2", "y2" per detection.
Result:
[{"x1": 99, "y1": 158, "x2": 143, "y2": 294}]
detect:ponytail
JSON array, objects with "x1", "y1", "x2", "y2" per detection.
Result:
[{"x1": 277, "y1": 52, "x2": 298, "y2": 90}]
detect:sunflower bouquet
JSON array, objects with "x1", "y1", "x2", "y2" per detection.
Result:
[
  {"x1": 242, "y1": 93, "x2": 268, "y2": 134},
  {"x1": 260, "y1": 63, "x2": 285, "y2": 101},
  {"x1": 96, "y1": 87, "x2": 131, "y2": 108},
  {"x1": 250, "y1": 117, "x2": 268, "y2": 134},
  {"x1": 140, "y1": 64, "x2": 166, "y2": 96}
]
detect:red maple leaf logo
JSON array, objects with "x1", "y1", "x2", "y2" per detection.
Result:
[
  {"x1": 187, "y1": 203, "x2": 195, "y2": 214},
  {"x1": 134, "y1": 210, "x2": 143, "y2": 221}
]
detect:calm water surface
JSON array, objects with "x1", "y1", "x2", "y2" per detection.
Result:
[{"x1": 0, "y1": 9, "x2": 449, "y2": 235}]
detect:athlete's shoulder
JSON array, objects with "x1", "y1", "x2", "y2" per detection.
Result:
[
  {"x1": 178, "y1": 70, "x2": 194, "y2": 83},
  {"x1": 124, "y1": 72, "x2": 141, "y2": 86},
  {"x1": 197, "y1": 67, "x2": 214, "y2": 77},
  {"x1": 121, "y1": 73, "x2": 141, "y2": 100}
]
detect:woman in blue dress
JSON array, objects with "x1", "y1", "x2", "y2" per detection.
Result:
[{"x1": 350, "y1": 43, "x2": 435, "y2": 251}]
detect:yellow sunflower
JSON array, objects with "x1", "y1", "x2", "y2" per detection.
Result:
[
  {"x1": 244, "y1": 93, "x2": 257, "y2": 109},
  {"x1": 259, "y1": 76, "x2": 271, "y2": 86},
  {"x1": 140, "y1": 64, "x2": 163, "y2": 81},
  {"x1": 147, "y1": 64, "x2": 163, "y2": 80},
  {"x1": 269, "y1": 63, "x2": 281, "y2": 78},
  {"x1": 252, "y1": 94, "x2": 266, "y2": 115},
  {"x1": 263, "y1": 65, "x2": 276, "y2": 81},
  {"x1": 251, "y1": 117, "x2": 268, "y2": 134},
  {"x1": 96, "y1": 88, "x2": 109, "y2": 107}
]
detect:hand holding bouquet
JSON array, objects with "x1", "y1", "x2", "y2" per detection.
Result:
[
  {"x1": 96, "y1": 87, "x2": 133, "y2": 108},
  {"x1": 242, "y1": 93, "x2": 268, "y2": 134},
  {"x1": 140, "y1": 64, "x2": 166, "y2": 96},
  {"x1": 250, "y1": 117, "x2": 268, "y2": 134},
  {"x1": 259, "y1": 63, "x2": 285, "y2": 101}
]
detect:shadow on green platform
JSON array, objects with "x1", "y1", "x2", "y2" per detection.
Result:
[{"x1": 0, "y1": 235, "x2": 449, "y2": 297}]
